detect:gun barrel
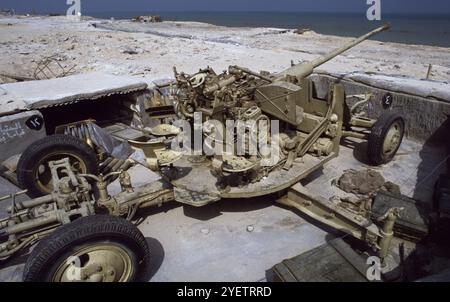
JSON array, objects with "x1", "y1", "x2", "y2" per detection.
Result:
[{"x1": 278, "y1": 23, "x2": 390, "y2": 79}]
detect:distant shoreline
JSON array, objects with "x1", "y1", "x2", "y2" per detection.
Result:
[
  {"x1": 94, "y1": 12, "x2": 450, "y2": 47},
  {"x1": 2, "y1": 11, "x2": 450, "y2": 47}
]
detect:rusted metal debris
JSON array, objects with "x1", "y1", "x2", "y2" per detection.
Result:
[
  {"x1": 33, "y1": 55, "x2": 76, "y2": 80},
  {"x1": 1, "y1": 55, "x2": 77, "y2": 83}
]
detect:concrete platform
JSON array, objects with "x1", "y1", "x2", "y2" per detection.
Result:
[{"x1": 0, "y1": 137, "x2": 446, "y2": 282}]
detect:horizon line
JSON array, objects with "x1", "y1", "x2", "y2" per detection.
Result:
[
  {"x1": 8, "y1": 8, "x2": 450, "y2": 16},
  {"x1": 87, "y1": 10, "x2": 450, "y2": 15}
]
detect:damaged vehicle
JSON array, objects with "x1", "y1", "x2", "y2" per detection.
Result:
[{"x1": 0, "y1": 24, "x2": 408, "y2": 282}]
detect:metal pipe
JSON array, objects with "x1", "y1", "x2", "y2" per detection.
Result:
[
  {"x1": 203, "y1": 76, "x2": 237, "y2": 94},
  {"x1": 99, "y1": 157, "x2": 114, "y2": 174},
  {"x1": 278, "y1": 23, "x2": 390, "y2": 79},
  {"x1": 311, "y1": 24, "x2": 390, "y2": 68},
  {"x1": 342, "y1": 131, "x2": 368, "y2": 140},
  {"x1": 3, "y1": 215, "x2": 59, "y2": 236},
  {"x1": 14, "y1": 194, "x2": 54, "y2": 210},
  {"x1": 0, "y1": 190, "x2": 28, "y2": 202},
  {"x1": 350, "y1": 117, "x2": 376, "y2": 128},
  {"x1": 102, "y1": 158, "x2": 121, "y2": 174},
  {"x1": 230, "y1": 65, "x2": 273, "y2": 83},
  {"x1": 377, "y1": 207, "x2": 403, "y2": 266},
  {"x1": 111, "y1": 159, "x2": 126, "y2": 172}
]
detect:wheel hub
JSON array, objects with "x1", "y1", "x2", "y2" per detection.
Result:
[
  {"x1": 382, "y1": 122, "x2": 402, "y2": 155},
  {"x1": 35, "y1": 152, "x2": 87, "y2": 194},
  {"x1": 53, "y1": 243, "x2": 133, "y2": 282}
]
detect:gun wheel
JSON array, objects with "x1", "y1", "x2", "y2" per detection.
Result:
[
  {"x1": 35, "y1": 152, "x2": 87, "y2": 194},
  {"x1": 368, "y1": 113, "x2": 405, "y2": 165},
  {"x1": 23, "y1": 215, "x2": 150, "y2": 282},
  {"x1": 17, "y1": 134, "x2": 98, "y2": 197}
]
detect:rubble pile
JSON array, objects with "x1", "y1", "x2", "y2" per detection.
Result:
[
  {"x1": 132, "y1": 15, "x2": 162, "y2": 23},
  {"x1": 337, "y1": 169, "x2": 401, "y2": 196}
]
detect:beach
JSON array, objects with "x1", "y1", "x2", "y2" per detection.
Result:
[{"x1": 0, "y1": 15, "x2": 449, "y2": 85}]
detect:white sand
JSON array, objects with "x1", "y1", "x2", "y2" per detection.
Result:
[{"x1": 0, "y1": 15, "x2": 449, "y2": 85}]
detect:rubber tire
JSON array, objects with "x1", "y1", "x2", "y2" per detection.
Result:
[
  {"x1": 17, "y1": 134, "x2": 98, "y2": 197},
  {"x1": 368, "y1": 112, "x2": 405, "y2": 166},
  {"x1": 23, "y1": 215, "x2": 150, "y2": 282}
]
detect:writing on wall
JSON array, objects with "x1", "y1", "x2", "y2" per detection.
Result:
[{"x1": 0, "y1": 122, "x2": 26, "y2": 144}]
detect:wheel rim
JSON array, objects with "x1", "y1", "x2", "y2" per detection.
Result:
[
  {"x1": 34, "y1": 152, "x2": 87, "y2": 194},
  {"x1": 52, "y1": 243, "x2": 134, "y2": 282},
  {"x1": 382, "y1": 121, "x2": 402, "y2": 156}
]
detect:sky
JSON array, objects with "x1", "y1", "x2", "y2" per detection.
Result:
[{"x1": 0, "y1": 0, "x2": 449, "y2": 15}]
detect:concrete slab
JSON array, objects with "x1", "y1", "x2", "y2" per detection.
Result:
[
  {"x1": 0, "y1": 72, "x2": 147, "y2": 116},
  {"x1": 139, "y1": 199, "x2": 328, "y2": 282},
  {"x1": 339, "y1": 72, "x2": 450, "y2": 102}
]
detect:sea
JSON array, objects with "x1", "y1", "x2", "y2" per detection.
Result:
[{"x1": 89, "y1": 11, "x2": 450, "y2": 47}]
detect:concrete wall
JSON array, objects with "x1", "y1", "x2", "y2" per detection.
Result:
[
  {"x1": 310, "y1": 73, "x2": 450, "y2": 143},
  {"x1": 0, "y1": 110, "x2": 46, "y2": 163}
]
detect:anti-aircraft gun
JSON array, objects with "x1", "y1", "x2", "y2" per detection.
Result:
[
  {"x1": 170, "y1": 23, "x2": 404, "y2": 192},
  {"x1": 0, "y1": 24, "x2": 406, "y2": 282},
  {"x1": 167, "y1": 23, "x2": 405, "y2": 270}
]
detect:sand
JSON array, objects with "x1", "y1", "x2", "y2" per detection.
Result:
[{"x1": 0, "y1": 15, "x2": 449, "y2": 85}]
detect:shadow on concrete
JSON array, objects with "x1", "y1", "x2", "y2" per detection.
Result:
[
  {"x1": 134, "y1": 193, "x2": 275, "y2": 222},
  {"x1": 264, "y1": 267, "x2": 276, "y2": 282},
  {"x1": 142, "y1": 237, "x2": 165, "y2": 282},
  {"x1": 182, "y1": 195, "x2": 275, "y2": 221},
  {"x1": 275, "y1": 202, "x2": 343, "y2": 238},
  {"x1": 0, "y1": 249, "x2": 28, "y2": 270},
  {"x1": 300, "y1": 166, "x2": 326, "y2": 186},
  {"x1": 340, "y1": 137, "x2": 371, "y2": 165},
  {"x1": 401, "y1": 116, "x2": 450, "y2": 281},
  {"x1": 135, "y1": 202, "x2": 182, "y2": 222},
  {"x1": 386, "y1": 215, "x2": 450, "y2": 282},
  {"x1": 0, "y1": 248, "x2": 31, "y2": 281},
  {"x1": 413, "y1": 116, "x2": 450, "y2": 202},
  {"x1": 161, "y1": 166, "x2": 193, "y2": 181}
]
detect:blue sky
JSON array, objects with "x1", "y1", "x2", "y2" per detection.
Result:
[{"x1": 1, "y1": 0, "x2": 449, "y2": 14}]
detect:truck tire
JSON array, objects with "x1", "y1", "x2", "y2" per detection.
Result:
[
  {"x1": 17, "y1": 134, "x2": 98, "y2": 197},
  {"x1": 23, "y1": 215, "x2": 150, "y2": 282},
  {"x1": 368, "y1": 113, "x2": 405, "y2": 166}
]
